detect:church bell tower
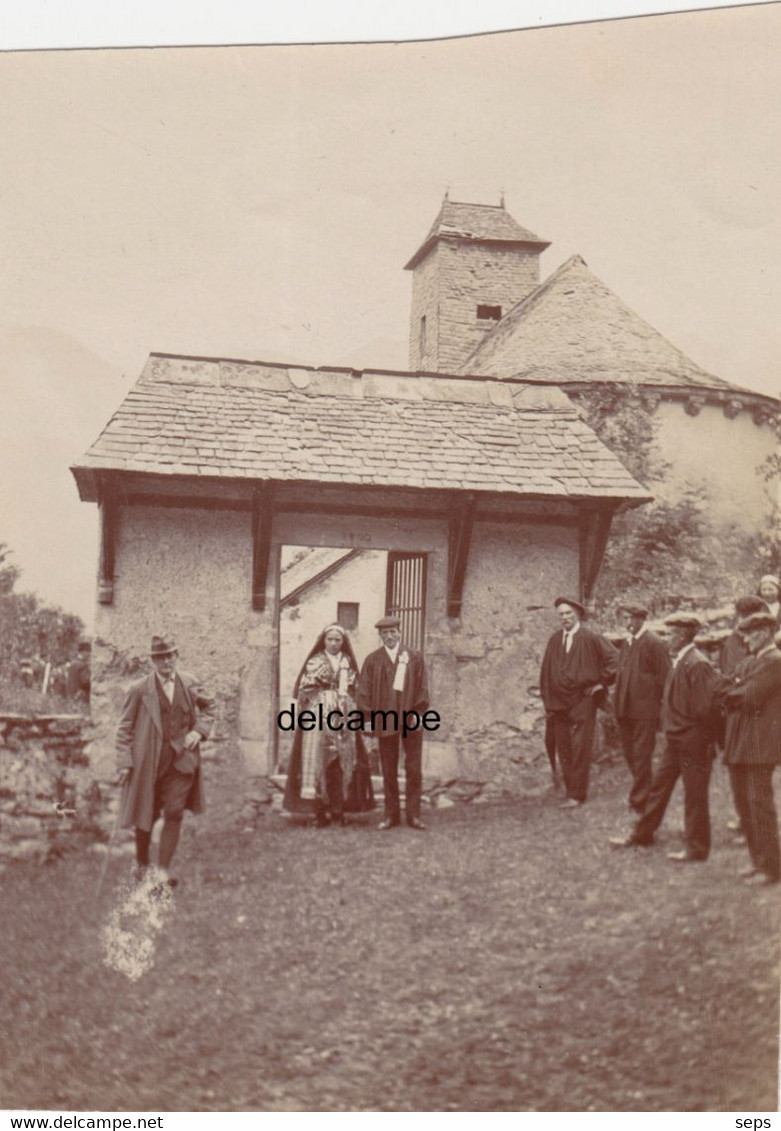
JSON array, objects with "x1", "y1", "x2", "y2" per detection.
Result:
[{"x1": 404, "y1": 195, "x2": 550, "y2": 374}]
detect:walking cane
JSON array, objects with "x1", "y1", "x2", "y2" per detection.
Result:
[{"x1": 96, "y1": 774, "x2": 127, "y2": 899}]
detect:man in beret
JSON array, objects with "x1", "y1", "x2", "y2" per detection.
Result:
[
  {"x1": 539, "y1": 597, "x2": 618, "y2": 808},
  {"x1": 720, "y1": 611, "x2": 781, "y2": 885},
  {"x1": 356, "y1": 616, "x2": 430, "y2": 830},
  {"x1": 116, "y1": 634, "x2": 215, "y2": 889},
  {"x1": 611, "y1": 614, "x2": 719, "y2": 862},
  {"x1": 614, "y1": 605, "x2": 671, "y2": 814}
]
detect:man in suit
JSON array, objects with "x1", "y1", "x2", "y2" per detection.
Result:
[
  {"x1": 539, "y1": 597, "x2": 618, "y2": 808},
  {"x1": 610, "y1": 613, "x2": 719, "y2": 862},
  {"x1": 718, "y1": 595, "x2": 770, "y2": 839},
  {"x1": 356, "y1": 615, "x2": 429, "y2": 830},
  {"x1": 116, "y1": 634, "x2": 215, "y2": 889},
  {"x1": 614, "y1": 605, "x2": 671, "y2": 814},
  {"x1": 721, "y1": 611, "x2": 781, "y2": 886}
]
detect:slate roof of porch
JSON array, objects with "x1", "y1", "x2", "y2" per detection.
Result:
[{"x1": 71, "y1": 353, "x2": 652, "y2": 505}]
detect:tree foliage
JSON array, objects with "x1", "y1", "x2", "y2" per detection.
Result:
[{"x1": 0, "y1": 542, "x2": 84, "y2": 688}]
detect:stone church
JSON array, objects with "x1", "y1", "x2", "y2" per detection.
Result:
[
  {"x1": 71, "y1": 197, "x2": 777, "y2": 797},
  {"x1": 406, "y1": 197, "x2": 778, "y2": 535}
]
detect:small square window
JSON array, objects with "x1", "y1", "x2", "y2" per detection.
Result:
[
  {"x1": 477, "y1": 304, "x2": 502, "y2": 321},
  {"x1": 337, "y1": 602, "x2": 359, "y2": 630}
]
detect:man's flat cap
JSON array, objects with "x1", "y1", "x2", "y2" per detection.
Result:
[
  {"x1": 554, "y1": 596, "x2": 586, "y2": 617},
  {"x1": 621, "y1": 604, "x2": 649, "y2": 618},
  {"x1": 664, "y1": 614, "x2": 702, "y2": 631},
  {"x1": 375, "y1": 615, "x2": 401, "y2": 630},
  {"x1": 738, "y1": 612, "x2": 776, "y2": 633}
]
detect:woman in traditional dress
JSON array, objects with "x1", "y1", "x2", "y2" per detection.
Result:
[{"x1": 283, "y1": 623, "x2": 374, "y2": 825}]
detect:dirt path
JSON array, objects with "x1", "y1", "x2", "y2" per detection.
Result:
[{"x1": 1, "y1": 760, "x2": 778, "y2": 1112}]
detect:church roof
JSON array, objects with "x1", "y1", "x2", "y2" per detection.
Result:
[
  {"x1": 71, "y1": 353, "x2": 650, "y2": 506},
  {"x1": 404, "y1": 199, "x2": 550, "y2": 270},
  {"x1": 460, "y1": 254, "x2": 739, "y2": 392}
]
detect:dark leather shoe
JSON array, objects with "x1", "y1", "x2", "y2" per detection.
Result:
[
  {"x1": 378, "y1": 818, "x2": 400, "y2": 830},
  {"x1": 407, "y1": 818, "x2": 427, "y2": 831}
]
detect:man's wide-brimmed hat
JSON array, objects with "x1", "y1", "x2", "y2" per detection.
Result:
[
  {"x1": 375, "y1": 615, "x2": 401, "y2": 630},
  {"x1": 554, "y1": 596, "x2": 586, "y2": 618},
  {"x1": 621, "y1": 604, "x2": 649, "y2": 619},
  {"x1": 150, "y1": 634, "x2": 178, "y2": 657},
  {"x1": 738, "y1": 611, "x2": 776, "y2": 634},
  {"x1": 664, "y1": 614, "x2": 701, "y2": 631}
]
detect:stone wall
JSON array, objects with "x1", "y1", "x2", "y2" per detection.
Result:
[
  {"x1": 409, "y1": 241, "x2": 542, "y2": 372},
  {"x1": 0, "y1": 714, "x2": 111, "y2": 865}
]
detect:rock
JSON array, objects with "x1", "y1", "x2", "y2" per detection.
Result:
[{"x1": 433, "y1": 794, "x2": 456, "y2": 809}]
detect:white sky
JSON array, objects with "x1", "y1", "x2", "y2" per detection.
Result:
[{"x1": 1, "y1": 1, "x2": 779, "y2": 627}]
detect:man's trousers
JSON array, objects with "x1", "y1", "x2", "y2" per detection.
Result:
[
  {"x1": 728, "y1": 764, "x2": 780, "y2": 880},
  {"x1": 378, "y1": 730, "x2": 423, "y2": 824},
  {"x1": 633, "y1": 735, "x2": 713, "y2": 859},
  {"x1": 550, "y1": 695, "x2": 597, "y2": 803},
  {"x1": 617, "y1": 716, "x2": 657, "y2": 813}
]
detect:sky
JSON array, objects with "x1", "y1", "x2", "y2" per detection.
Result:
[{"x1": 1, "y1": 2, "x2": 779, "y2": 628}]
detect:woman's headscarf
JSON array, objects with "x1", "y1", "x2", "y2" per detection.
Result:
[
  {"x1": 758, "y1": 574, "x2": 781, "y2": 598},
  {"x1": 292, "y1": 623, "x2": 361, "y2": 698}
]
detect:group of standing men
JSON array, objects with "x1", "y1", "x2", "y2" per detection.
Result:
[{"x1": 539, "y1": 575, "x2": 781, "y2": 886}]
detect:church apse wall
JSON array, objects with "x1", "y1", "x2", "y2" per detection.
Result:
[{"x1": 650, "y1": 399, "x2": 777, "y2": 531}]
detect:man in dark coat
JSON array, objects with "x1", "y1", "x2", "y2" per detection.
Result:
[
  {"x1": 611, "y1": 614, "x2": 719, "y2": 862},
  {"x1": 356, "y1": 615, "x2": 429, "y2": 830},
  {"x1": 116, "y1": 634, "x2": 215, "y2": 887},
  {"x1": 539, "y1": 597, "x2": 618, "y2": 808},
  {"x1": 718, "y1": 595, "x2": 770, "y2": 838},
  {"x1": 720, "y1": 611, "x2": 781, "y2": 886},
  {"x1": 614, "y1": 605, "x2": 671, "y2": 814}
]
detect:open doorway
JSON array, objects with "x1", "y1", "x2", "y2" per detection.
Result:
[{"x1": 276, "y1": 544, "x2": 427, "y2": 774}]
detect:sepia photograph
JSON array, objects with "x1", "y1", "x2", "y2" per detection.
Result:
[{"x1": 1, "y1": 0, "x2": 779, "y2": 1115}]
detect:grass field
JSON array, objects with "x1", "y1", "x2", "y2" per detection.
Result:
[{"x1": 1, "y1": 754, "x2": 778, "y2": 1112}]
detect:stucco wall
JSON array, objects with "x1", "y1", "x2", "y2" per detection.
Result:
[
  {"x1": 447, "y1": 519, "x2": 580, "y2": 794},
  {"x1": 650, "y1": 400, "x2": 777, "y2": 530}
]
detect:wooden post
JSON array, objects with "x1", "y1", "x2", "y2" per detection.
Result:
[
  {"x1": 447, "y1": 492, "x2": 476, "y2": 618},
  {"x1": 579, "y1": 506, "x2": 614, "y2": 607},
  {"x1": 252, "y1": 481, "x2": 275, "y2": 611}
]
